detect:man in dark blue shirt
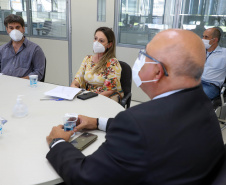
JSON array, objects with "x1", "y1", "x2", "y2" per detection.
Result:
[{"x1": 0, "y1": 14, "x2": 45, "y2": 81}]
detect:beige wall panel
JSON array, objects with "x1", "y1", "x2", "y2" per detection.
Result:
[
  {"x1": 29, "y1": 38, "x2": 69, "y2": 86},
  {"x1": 0, "y1": 35, "x2": 10, "y2": 43},
  {"x1": 116, "y1": 46, "x2": 149, "y2": 102}
]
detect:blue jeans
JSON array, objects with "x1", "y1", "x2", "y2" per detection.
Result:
[{"x1": 201, "y1": 81, "x2": 220, "y2": 100}]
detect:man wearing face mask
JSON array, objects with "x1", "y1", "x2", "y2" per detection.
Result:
[
  {"x1": 46, "y1": 29, "x2": 225, "y2": 185},
  {"x1": 0, "y1": 14, "x2": 45, "y2": 81},
  {"x1": 201, "y1": 27, "x2": 226, "y2": 100}
]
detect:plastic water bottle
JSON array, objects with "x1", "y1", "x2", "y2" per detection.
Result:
[
  {"x1": 0, "y1": 124, "x2": 2, "y2": 135},
  {"x1": 13, "y1": 95, "x2": 28, "y2": 118}
]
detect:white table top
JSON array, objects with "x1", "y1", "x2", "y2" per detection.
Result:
[{"x1": 0, "y1": 75, "x2": 125, "y2": 185}]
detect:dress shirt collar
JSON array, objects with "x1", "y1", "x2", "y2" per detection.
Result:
[
  {"x1": 6, "y1": 36, "x2": 27, "y2": 48},
  {"x1": 212, "y1": 45, "x2": 222, "y2": 53},
  {"x1": 153, "y1": 89, "x2": 183, "y2": 100}
]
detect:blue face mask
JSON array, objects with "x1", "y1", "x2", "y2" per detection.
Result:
[{"x1": 132, "y1": 54, "x2": 158, "y2": 87}]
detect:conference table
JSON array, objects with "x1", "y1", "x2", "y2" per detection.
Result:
[{"x1": 0, "y1": 75, "x2": 125, "y2": 185}]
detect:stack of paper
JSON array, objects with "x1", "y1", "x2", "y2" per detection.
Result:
[{"x1": 44, "y1": 86, "x2": 82, "y2": 100}]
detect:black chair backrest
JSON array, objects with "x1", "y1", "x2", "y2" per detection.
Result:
[
  {"x1": 119, "y1": 61, "x2": 132, "y2": 96},
  {"x1": 118, "y1": 61, "x2": 132, "y2": 109},
  {"x1": 40, "y1": 58, "x2": 46, "y2": 82}
]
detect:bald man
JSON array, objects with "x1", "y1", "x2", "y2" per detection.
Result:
[
  {"x1": 201, "y1": 27, "x2": 226, "y2": 99},
  {"x1": 46, "y1": 29, "x2": 225, "y2": 185}
]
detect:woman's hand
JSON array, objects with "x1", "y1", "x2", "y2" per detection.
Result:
[
  {"x1": 100, "y1": 90, "x2": 114, "y2": 97},
  {"x1": 70, "y1": 79, "x2": 80, "y2": 88}
]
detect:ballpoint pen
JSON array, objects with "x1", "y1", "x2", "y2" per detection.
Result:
[{"x1": 40, "y1": 98, "x2": 65, "y2": 101}]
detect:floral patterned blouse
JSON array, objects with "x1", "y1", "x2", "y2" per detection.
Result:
[{"x1": 74, "y1": 55, "x2": 123, "y2": 99}]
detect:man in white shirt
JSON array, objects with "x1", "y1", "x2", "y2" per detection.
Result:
[{"x1": 46, "y1": 29, "x2": 225, "y2": 185}]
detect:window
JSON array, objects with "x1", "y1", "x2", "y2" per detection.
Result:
[
  {"x1": 115, "y1": 0, "x2": 174, "y2": 47},
  {"x1": 115, "y1": 0, "x2": 226, "y2": 48},
  {"x1": 179, "y1": 0, "x2": 226, "y2": 47},
  {"x1": 0, "y1": 0, "x2": 67, "y2": 39},
  {"x1": 31, "y1": 0, "x2": 67, "y2": 38},
  {"x1": 97, "y1": 0, "x2": 106, "y2": 22}
]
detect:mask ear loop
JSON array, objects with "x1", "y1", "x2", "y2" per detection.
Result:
[
  {"x1": 106, "y1": 42, "x2": 111, "y2": 51},
  {"x1": 142, "y1": 79, "x2": 159, "y2": 83}
]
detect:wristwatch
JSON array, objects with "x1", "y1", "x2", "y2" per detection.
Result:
[{"x1": 49, "y1": 138, "x2": 64, "y2": 149}]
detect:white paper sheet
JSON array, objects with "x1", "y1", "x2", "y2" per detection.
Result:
[{"x1": 44, "y1": 86, "x2": 82, "y2": 100}]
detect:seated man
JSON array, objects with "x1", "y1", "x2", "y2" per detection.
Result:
[
  {"x1": 201, "y1": 27, "x2": 226, "y2": 99},
  {"x1": 46, "y1": 29, "x2": 225, "y2": 185},
  {"x1": 0, "y1": 14, "x2": 45, "y2": 81}
]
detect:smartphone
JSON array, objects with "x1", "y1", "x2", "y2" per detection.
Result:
[
  {"x1": 77, "y1": 92, "x2": 98, "y2": 100},
  {"x1": 70, "y1": 132, "x2": 98, "y2": 151}
]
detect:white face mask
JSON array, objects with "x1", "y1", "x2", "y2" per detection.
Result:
[
  {"x1": 9, "y1": 29, "x2": 23, "y2": 42},
  {"x1": 93, "y1": 41, "x2": 106, "y2": 54},
  {"x1": 202, "y1": 39, "x2": 212, "y2": 49},
  {"x1": 132, "y1": 55, "x2": 158, "y2": 87}
]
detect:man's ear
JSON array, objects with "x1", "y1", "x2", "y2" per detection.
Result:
[
  {"x1": 6, "y1": 27, "x2": 9, "y2": 34},
  {"x1": 215, "y1": 37, "x2": 219, "y2": 44},
  {"x1": 22, "y1": 26, "x2": 25, "y2": 34},
  {"x1": 153, "y1": 63, "x2": 164, "y2": 83}
]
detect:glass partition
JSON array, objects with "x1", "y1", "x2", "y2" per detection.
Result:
[
  {"x1": 115, "y1": 0, "x2": 226, "y2": 48},
  {"x1": 116, "y1": 0, "x2": 176, "y2": 47},
  {"x1": 0, "y1": 0, "x2": 67, "y2": 39},
  {"x1": 31, "y1": 0, "x2": 67, "y2": 38},
  {"x1": 179, "y1": 0, "x2": 226, "y2": 47}
]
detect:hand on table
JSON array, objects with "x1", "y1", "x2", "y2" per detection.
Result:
[
  {"x1": 74, "y1": 115, "x2": 98, "y2": 132},
  {"x1": 46, "y1": 125, "x2": 74, "y2": 145}
]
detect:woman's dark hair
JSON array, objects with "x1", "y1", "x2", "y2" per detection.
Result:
[
  {"x1": 92, "y1": 27, "x2": 116, "y2": 74},
  {"x1": 4, "y1": 14, "x2": 25, "y2": 27}
]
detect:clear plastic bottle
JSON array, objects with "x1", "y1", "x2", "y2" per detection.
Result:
[
  {"x1": 0, "y1": 124, "x2": 2, "y2": 135},
  {"x1": 13, "y1": 95, "x2": 28, "y2": 118}
]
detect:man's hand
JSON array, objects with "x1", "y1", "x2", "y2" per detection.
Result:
[
  {"x1": 21, "y1": 76, "x2": 29, "y2": 79},
  {"x1": 74, "y1": 115, "x2": 98, "y2": 132},
  {"x1": 46, "y1": 124, "x2": 74, "y2": 145}
]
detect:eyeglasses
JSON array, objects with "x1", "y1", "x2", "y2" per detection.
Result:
[{"x1": 139, "y1": 49, "x2": 169, "y2": 76}]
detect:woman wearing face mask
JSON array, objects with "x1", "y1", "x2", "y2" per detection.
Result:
[{"x1": 70, "y1": 27, "x2": 123, "y2": 102}]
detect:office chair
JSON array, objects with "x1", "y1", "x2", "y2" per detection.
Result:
[
  {"x1": 211, "y1": 144, "x2": 226, "y2": 185},
  {"x1": 119, "y1": 61, "x2": 132, "y2": 109},
  {"x1": 212, "y1": 81, "x2": 226, "y2": 130},
  {"x1": 40, "y1": 58, "x2": 46, "y2": 82},
  {"x1": 36, "y1": 20, "x2": 52, "y2": 36}
]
